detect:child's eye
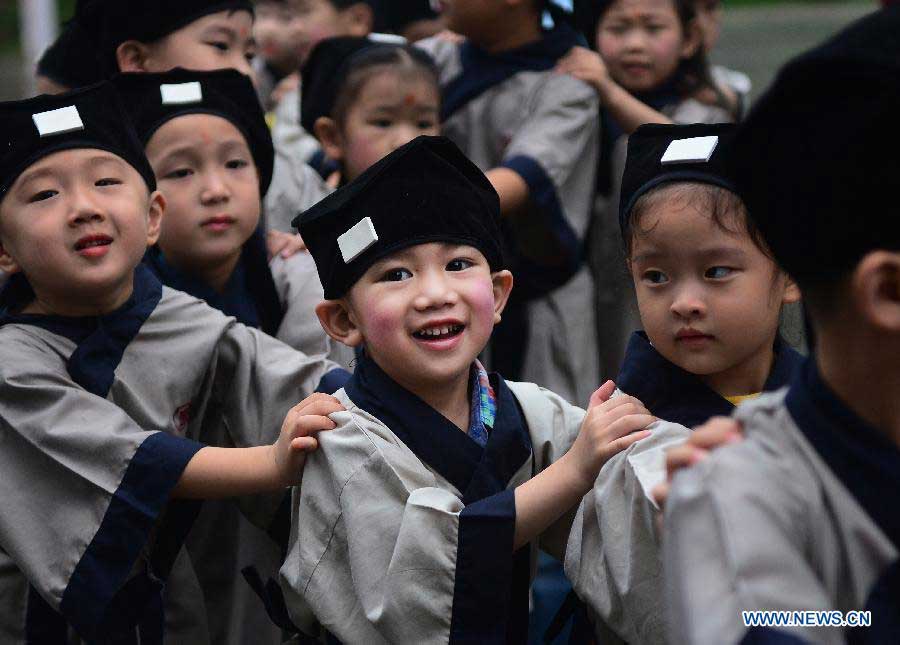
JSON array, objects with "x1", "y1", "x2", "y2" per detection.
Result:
[
  {"x1": 207, "y1": 41, "x2": 229, "y2": 52},
  {"x1": 381, "y1": 268, "x2": 413, "y2": 282},
  {"x1": 418, "y1": 119, "x2": 436, "y2": 130},
  {"x1": 446, "y1": 258, "x2": 473, "y2": 272},
  {"x1": 371, "y1": 118, "x2": 393, "y2": 128},
  {"x1": 95, "y1": 177, "x2": 121, "y2": 187},
  {"x1": 705, "y1": 266, "x2": 734, "y2": 279},
  {"x1": 226, "y1": 159, "x2": 250, "y2": 170},
  {"x1": 164, "y1": 168, "x2": 193, "y2": 180},
  {"x1": 28, "y1": 189, "x2": 58, "y2": 203},
  {"x1": 642, "y1": 269, "x2": 668, "y2": 284}
]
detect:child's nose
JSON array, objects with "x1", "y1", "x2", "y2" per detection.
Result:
[
  {"x1": 68, "y1": 189, "x2": 105, "y2": 226},
  {"x1": 201, "y1": 170, "x2": 231, "y2": 204},
  {"x1": 670, "y1": 285, "x2": 707, "y2": 319},
  {"x1": 413, "y1": 272, "x2": 458, "y2": 309}
]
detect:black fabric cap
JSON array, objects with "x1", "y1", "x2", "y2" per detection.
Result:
[
  {"x1": 300, "y1": 35, "x2": 411, "y2": 134},
  {"x1": 729, "y1": 7, "x2": 900, "y2": 287},
  {"x1": 112, "y1": 68, "x2": 274, "y2": 195},
  {"x1": 76, "y1": 0, "x2": 254, "y2": 76},
  {"x1": 383, "y1": 0, "x2": 439, "y2": 32},
  {"x1": 36, "y1": 20, "x2": 105, "y2": 90},
  {"x1": 0, "y1": 82, "x2": 156, "y2": 198},
  {"x1": 619, "y1": 122, "x2": 738, "y2": 239},
  {"x1": 296, "y1": 135, "x2": 504, "y2": 299}
]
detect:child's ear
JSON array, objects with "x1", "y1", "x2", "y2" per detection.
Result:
[
  {"x1": 116, "y1": 40, "x2": 153, "y2": 72},
  {"x1": 781, "y1": 274, "x2": 801, "y2": 305},
  {"x1": 0, "y1": 240, "x2": 20, "y2": 275},
  {"x1": 316, "y1": 299, "x2": 365, "y2": 347},
  {"x1": 342, "y1": 3, "x2": 375, "y2": 35},
  {"x1": 314, "y1": 117, "x2": 344, "y2": 162},
  {"x1": 853, "y1": 250, "x2": 900, "y2": 332},
  {"x1": 491, "y1": 270, "x2": 514, "y2": 324},
  {"x1": 145, "y1": 190, "x2": 166, "y2": 247},
  {"x1": 680, "y1": 18, "x2": 703, "y2": 60}
]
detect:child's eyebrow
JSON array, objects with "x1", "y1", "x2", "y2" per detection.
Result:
[
  {"x1": 694, "y1": 246, "x2": 748, "y2": 260},
  {"x1": 202, "y1": 25, "x2": 237, "y2": 41}
]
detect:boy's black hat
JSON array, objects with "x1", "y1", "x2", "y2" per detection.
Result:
[
  {"x1": 619, "y1": 123, "x2": 738, "y2": 238},
  {"x1": 383, "y1": 0, "x2": 439, "y2": 33},
  {"x1": 300, "y1": 34, "x2": 412, "y2": 134},
  {"x1": 36, "y1": 20, "x2": 104, "y2": 90},
  {"x1": 76, "y1": 0, "x2": 254, "y2": 75},
  {"x1": 729, "y1": 7, "x2": 900, "y2": 287},
  {"x1": 296, "y1": 135, "x2": 504, "y2": 299},
  {"x1": 0, "y1": 82, "x2": 156, "y2": 198},
  {"x1": 112, "y1": 68, "x2": 274, "y2": 195}
]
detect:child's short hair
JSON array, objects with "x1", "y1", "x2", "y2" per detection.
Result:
[
  {"x1": 626, "y1": 182, "x2": 770, "y2": 260},
  {"x1": 728, "y1": 7, "x2": 900, "y2": 316},
  {"x1": 301, "y1": 36, "x2": 439, "y2": 134}
]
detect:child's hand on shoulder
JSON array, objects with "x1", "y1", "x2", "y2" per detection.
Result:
[
  {"x1": 267, "y1": 229, "x2": 307, "y2": 259},
  {"x1": 271, "y1": 393, "x2": 344, "y2": 486},
  {"x1": 567, "y1": 381, "x2": 656, "y2": 492},
  {"x1": 556, "y1": 46, "x2": 611, "y2": 95},
  {"x1": 651, "y1": 416, "x2": 744, "y2": 511}
]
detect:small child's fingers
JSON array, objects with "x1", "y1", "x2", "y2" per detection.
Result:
[
  {"x1": 651, "y1": 481, "x2": 669, "y2": 509},
  {"x1": 664, "y1": 444, "x2": 708, "y2": 480},
  {"x1": 607, "y1": 428, "x2": 652, "y2": 455},
  {"x1": 689, "y1": 417, "x2": 744, "y2": 449},
  {"x1": 587, "y1": 380, "x2": 616, "y2": 409},
  {"x1": 604, "y1": 413, "x2": 657, "y2": 440},
  {"x1": 290, "y1": 435, "x2": 318, "y2": 453},
  {"x1": 289, "y1": 414, "x2": 338, "y2": 438},
  {"x1": 293, "y1": 393, "x2": 343, "y2": 416}
]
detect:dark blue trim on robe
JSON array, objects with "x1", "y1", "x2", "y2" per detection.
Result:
[
  {"x1": 343, "y1": 354, "x2": 534, "y2": 642},
  {"x1": 499, "y1": 154, "x2": 582, "y2": 296},
  {"x1": 785, "y1": 358, "x2": 900, "y2": 640},
  {"x1": 316, "y1": 367, "x2": 352, "y2": 395},
  {"x1": 0, "y1": 265, "x2": 163, "y2": 398},
  {"x1": 59, "y1": 431, "x2": 204, "y2": 641},
  {"x1": 740, "y1": 627, "x2": 810, "y2": 644},
  {"x1": 617, "y1": 331, "x2": 803, "y2": 429},
  {"x1": 143, "y1": 225, "x2": 285, "y2": 337},
  {"x1": 440, "y1": 23, "x2": 584, "y2": 121}
]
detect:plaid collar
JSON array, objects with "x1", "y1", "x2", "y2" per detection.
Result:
[{"x1": 467, "y1": 360, "x2": 496, "y2": 447}]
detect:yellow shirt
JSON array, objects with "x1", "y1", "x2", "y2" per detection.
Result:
[{"x1": 725, "y1": 392, "x2": 761, "y2": 406}]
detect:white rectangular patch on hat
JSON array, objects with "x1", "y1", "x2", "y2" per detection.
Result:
[
  {"x1": 661, "y1": 135, "x2": 719, "y2": 165},
  {"x1": 160, "y1": 81, "x2": 203, "y2": 105},
  {"x1": 338, "y1": 217, "x2": 379, "y2": 263},
  {"x1": 32, "y1": 105, "x2": 84, "y2": 137}
]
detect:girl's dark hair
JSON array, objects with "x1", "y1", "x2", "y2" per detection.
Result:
[
  {"x1": 331, "y1": 45, "x2": 440, "y2": 127},
  {"x1": 576, "y1": 0, "x2": 728, "y2": 109},
  {"x1": 625, "y1": 182, "x2": 773, "y2": 260}
]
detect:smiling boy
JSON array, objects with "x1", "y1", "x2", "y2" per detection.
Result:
[
  {"x1": 0, "y1": 83, "x2": 345, "y2": 642},
  {"x1": 279, "y1": 135, "x2": 656, "y2": 643}
]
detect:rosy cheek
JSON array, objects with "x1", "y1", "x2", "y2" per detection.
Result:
[
  {"x1": 468, "y1": 281, "x2": 498, "y2": 323},
  {"x1": 360, "y1": 305, "x2": 399, "y2": 346}
]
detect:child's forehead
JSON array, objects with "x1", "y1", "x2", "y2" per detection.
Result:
[
  {"x1": 18, "y1": 148, "x2": 131, "y2": 182},
  {"x1": 375, "y1": 242, "x2": 487, "y2": 264},
  {"x1": 148, "y1": 114, "x2": 249, "y2": 150},
  {"x1": 602, "y1": 0, "x2": 679, "y2": 19}
]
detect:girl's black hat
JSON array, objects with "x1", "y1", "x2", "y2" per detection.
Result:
[
  {"x1": 112, "y1": 68, "x2": 274, "y2": 195},
  {"x1": 619, "y1": 122, "x2": 738, "y2": 239}
]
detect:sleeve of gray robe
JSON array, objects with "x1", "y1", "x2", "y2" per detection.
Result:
[{"x1": 564, "y1": 421, "x2": 691, "y2": 644}]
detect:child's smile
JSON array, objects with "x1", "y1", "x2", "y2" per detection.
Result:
[{"x1": 341, "y1": 242, "x2": 511, "y2": 395}]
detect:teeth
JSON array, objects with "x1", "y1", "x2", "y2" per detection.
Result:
[{"x1": 416, "y1": 325, "x2": 461, "y2": 339}]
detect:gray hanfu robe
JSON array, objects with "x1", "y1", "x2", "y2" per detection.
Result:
[
  {"x1": 280, "y1": 355, "x2": 586, "y2": 643},
  {"x1": 0, "y1": 266, "x2": 347, "y2": 643},
  {"x1": 417, "y1": 26, "x2": 600, "y2": 406},
  {"x1": 664, "y1": 358, "x2": 900, "y2": 644}
]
